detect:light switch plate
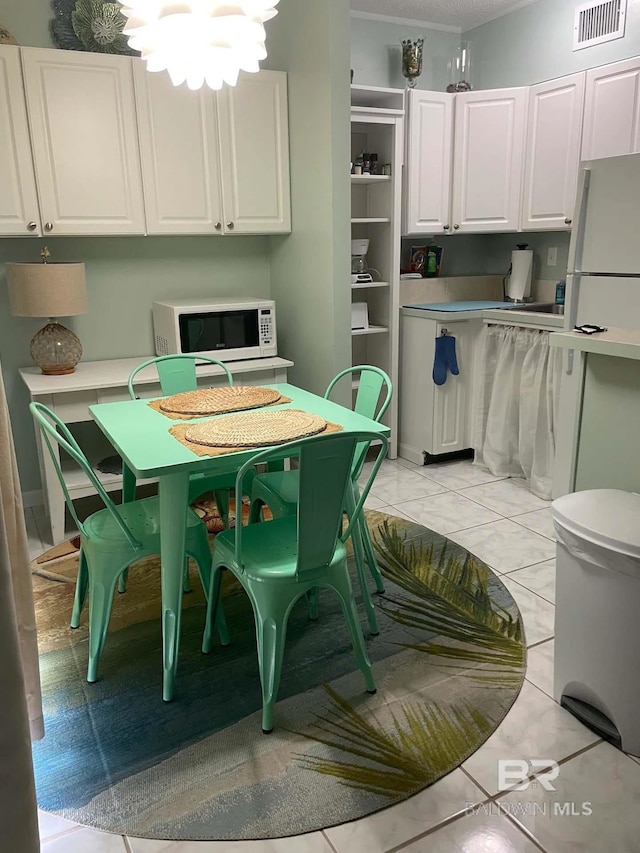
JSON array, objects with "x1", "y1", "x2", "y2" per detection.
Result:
[{"x1": 547, "y1": 247, "x2": 558, "y2": 267}]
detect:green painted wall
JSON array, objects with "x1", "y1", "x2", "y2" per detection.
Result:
[
  {"x1": 0, "y1": 237, "x2": 271, "y2": 493},
  {"x1": 266, "y1": 0, "x2": 351, "y2": 401},
  {"x1": 465, "y1": 0, "x2": 640, "y2": 89},
  {"x1": 350, "y1": 16, "x2": 461, "y2": 90},
  {"x1": 0, "y1": 0, "x2": 52, "y2": 48}
]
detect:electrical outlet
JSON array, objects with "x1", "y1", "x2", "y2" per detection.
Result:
[{"x1": 547, "y1": 247, "x2": 558, "y2": 267}]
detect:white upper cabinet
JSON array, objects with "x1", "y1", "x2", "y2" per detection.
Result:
[
  {"x1": 134, "y1": 62, "x2": 223, "y2": 235},
  {"x1": 21, "y1": 48, "x2": 146, "y2": 236},
  {"x1": 0, "y1": 46, "x2": 41, "y2": 237},
  {"x1": 217, "y1": 71, "x2": 291, "y2": 234},
  {"x1": 452, "y1": 87, "x2": 528, "y2": 233},
  {"x1": 582, "y1": 57, "x2": 640, "y2": 161},
  {"x1": 521, "y1": 72, "x2": 586, "y2": 231},
  {"x1": 404, "y1": 90, "x2": 454, "y2": 235}
]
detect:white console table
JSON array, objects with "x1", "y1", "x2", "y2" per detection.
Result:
[{"x1": 20, "y1": 355, "x2": 294, "y2": 545}]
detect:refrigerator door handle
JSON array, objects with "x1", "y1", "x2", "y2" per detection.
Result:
[
  {"x1": 564, "y1": 273, "x2": 580, "y2": 375},
  {"x1": 567, "y1": 167, "x2": 592, "y2": 276}
]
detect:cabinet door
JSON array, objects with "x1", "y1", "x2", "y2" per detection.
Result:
[
  {"x1": 404, "y1": 90, "x2": 453, "y2": 235},
  {"x1": 133, "y1": 62, "x2": 223, "y2": 235},
  {"x1": 521, "y1": 73, "x2": 586, "y2": 231},
  {"x1": 217, "y1": 71, "x2": 291, "y2": 234},
  {"x1": 452, "y1": 88, "x2": 528, "y2": 233},
  {"x1": 432, "y1": 322, "x2": 475, "y2": 456},
  {"x1": 0, "y1": 46, "x2": 41, "y2": 236},
  {"x1": 582, "y1": 57, "x2": 640, "y2": 161},
  {"x1": 21, "y1": 48, "x2": 146, "y2": 236}
]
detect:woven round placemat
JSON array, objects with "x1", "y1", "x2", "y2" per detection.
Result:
[
  {"x1": 159, "y1": 386, "x2": 282, "y2": 416},
  {"x1": 185, "y1": 409, "x2": 328, "y2": 448}
]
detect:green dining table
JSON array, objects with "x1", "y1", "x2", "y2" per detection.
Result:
[{"x1": 89, "y1": 382, "x2": 390, "y2": 702}]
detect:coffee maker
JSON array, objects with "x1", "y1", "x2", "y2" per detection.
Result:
[{"x1": 351, "y1": 239, "x2": 373, "y2": 285}]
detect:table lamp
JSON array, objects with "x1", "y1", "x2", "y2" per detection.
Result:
[{"x1": 7, "y1": 247, "x2": 88, "y2": 375}]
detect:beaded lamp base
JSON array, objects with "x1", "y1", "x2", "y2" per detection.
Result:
[{"x1": 30, "y1": 321, "x2": 83, "y2": 375}]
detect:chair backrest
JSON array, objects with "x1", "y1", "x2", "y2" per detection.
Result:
[
  {"x1": 324, "y1": 365, "x2": 393, "y2": 422},
  {"x1": 324, "y1": 365, "x2": 393, "y2": 479},
  {"x1": 127, "y1": 354, "x2": 234, "y2": 400},
  {"x1": 29, "y1": 402, "x2": 142, "y2": 550},
  {"x1": 234, "y1": 430, "x2": 388, "y2": 577}
]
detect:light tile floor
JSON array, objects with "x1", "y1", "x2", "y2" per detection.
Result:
[{"x1": 32, "y1": 459, "x2": 640, "y2": 852}]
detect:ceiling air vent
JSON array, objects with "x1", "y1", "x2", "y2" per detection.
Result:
[{"x1": 574, "y1": 0, "x2": 627, "y2": 50}]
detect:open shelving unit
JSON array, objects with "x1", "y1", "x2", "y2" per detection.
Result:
[{"x1": 350, "y1": 85, "x2": 405, "y2": 458}]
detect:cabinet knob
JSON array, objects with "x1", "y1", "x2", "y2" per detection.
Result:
[
  {"x1": 453, "y1": 224, "x2": 460, "y2": 230},
  {"x1": 215, "y1": 222, "x2": 222, "y2": 231},
  {"x1": 27, "y1": 221, "x2": 37, "y2": 231},
  {"x1": 226, "y1": 222, "x2": 235, "y2": 230},
  {"x1": 44, "y1": 222, "x2": 53, "y2": 232},
  {"x1": 565, "y1": 218, "x2": 573, "y2": 225},
  {"x1": 443, "y1": 224, "x2": 450, "y2": 231}
]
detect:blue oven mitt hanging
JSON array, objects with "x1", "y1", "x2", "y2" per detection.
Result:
[{"x1": 432, "y1": 334, "x2": 460, "y2": 387}]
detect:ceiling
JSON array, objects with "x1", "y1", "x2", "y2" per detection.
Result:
[{"x1": 350, "y1": 0, "x2": 539, "y2": 31}]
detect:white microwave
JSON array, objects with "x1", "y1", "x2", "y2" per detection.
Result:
[{"x1": 152, "y1": 297, "x2": 277, "y2": 362}]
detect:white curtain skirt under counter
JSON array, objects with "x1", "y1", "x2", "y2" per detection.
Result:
[{"x1": 473, "y1": 325, "x2": 563, "y2": 500}]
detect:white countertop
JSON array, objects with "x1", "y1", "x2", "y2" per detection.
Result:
[
  {"x1": 19, "y1": 356, "x2": 295, "y2": 395},
  {"x1": 401, "y1": 305, "x2": 564, "y2": 330},
  {"x1": 550, "y1": 328, "x2": 640, "y2": 361}
]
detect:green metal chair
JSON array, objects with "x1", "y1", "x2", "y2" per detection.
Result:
[
  {"x1": 127, "y1": 354, "x2": 238, "y2": 526},
  {"x1": 30, "y1": 402, "x2": 229, "y2": 690},
  {"x1": 248, "y1": 366, "x2": 393, "y2": 633},
  {"x1": 202, "y1": 430, "x2": 388, "y2": 734}
]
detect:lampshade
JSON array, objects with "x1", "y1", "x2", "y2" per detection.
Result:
[
  {"x1": 7, "y1": 262, "x2": 87, "y2": 319},
  {"x1": 121, "y1": 0, "x2": 279, "y2": 91}
]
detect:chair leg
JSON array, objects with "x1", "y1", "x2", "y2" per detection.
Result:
[
  {"x1": 71, "y1": 548, "x2": 89, "y2": 629},
  {"x1": 86, "y1": 568, "x2": 120, "y2": 683},
  {"x1": 351, "y1": 482, "x2": 385, "y2": 593},
  {"x1": 118, "y1": 568, "x2": 129, "y2": 594},
  {"x1": 306, "y1": 588, "x2": 319, "y2": 620},
  {"x1": 249, "y1": 498, "x2": 263, "y2": 525},
  {"x1": 202, "y1": 566, "x2": 226, "y2": 653},
  {"x1": 345, "y1": 487, "x2": 379, "y2": 634},
  {"x1": 214, "y1": 489, "x2": 231, "y2": 529},
  {"x1": 183, "y1": 557, "x2": 192, "y2": 593},
  {"x1": 330, "y1": 573, "x2": 377, "y2": 695},
  {"x1": 117, "y1": 467, "x2": 137, "y2": 595},
  {"x1": 344, "y1": 491, "x2": 379, "y2": 636},
  {"x1": 360, "y1": 514, "x2": 385, "y2": 593},
  {"x1": 252, "y1": 594, "x2": 291, "y2": 734}
]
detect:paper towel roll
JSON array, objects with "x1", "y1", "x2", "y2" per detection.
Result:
[{"x1": 508, "y1": 250, "x2": 534, "y2": 301}]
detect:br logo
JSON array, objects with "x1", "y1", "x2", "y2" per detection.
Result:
[{"x1": 498, "y1": 760, "x2": 560, "y2": 792}]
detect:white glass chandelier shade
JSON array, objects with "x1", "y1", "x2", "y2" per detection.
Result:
[{"x1": 121, "y1": 1, "x2": 279, "y2": 91}]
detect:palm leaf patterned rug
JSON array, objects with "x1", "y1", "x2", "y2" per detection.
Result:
[{"x1": 31, "y1": 509, "x2": 526, "y2": 841}]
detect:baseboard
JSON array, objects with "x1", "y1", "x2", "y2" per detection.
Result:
[
  {"x1": 398, "y1": 444, "x2": 424, "y2": 466},
  {"x1": 23, "y1": 490, "x2": 43, "y2": 509}
]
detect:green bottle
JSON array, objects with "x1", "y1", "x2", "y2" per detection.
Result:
[{"x1": 426, "y1": 247, "x2": 438, "y2": 278}]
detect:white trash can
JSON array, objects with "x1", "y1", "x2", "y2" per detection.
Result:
[{"x1": 553, "y1": 489, "x2": 640, "y2": 757}]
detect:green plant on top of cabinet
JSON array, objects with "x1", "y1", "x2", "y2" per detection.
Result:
[
  {"x1": 521, "y1": 73, "x2": 586, "y2": 232},
  {"x1": 0, "y1": 46, "x2": 41, "y2": 236},
  {"x1": 582, "y1": 56, "x2": 640, "y2": 162},
  {"x1": 135, "y1": 66, "x2": 290, "y2": 236},
  {"x1": 21, "y1": 47, "x2": 146, "y2": 236}
]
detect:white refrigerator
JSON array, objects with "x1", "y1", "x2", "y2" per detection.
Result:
[
  {"x1": 567, "y1": 151, "x2": 640, "y2": 330},
  {"x1": 554, "y1": 151, "x2": 640, "y2": 497}
]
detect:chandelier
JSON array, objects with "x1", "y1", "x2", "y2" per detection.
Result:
[{"x1": 120, "y1": 1, "x2": 280, "y2": 91}]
